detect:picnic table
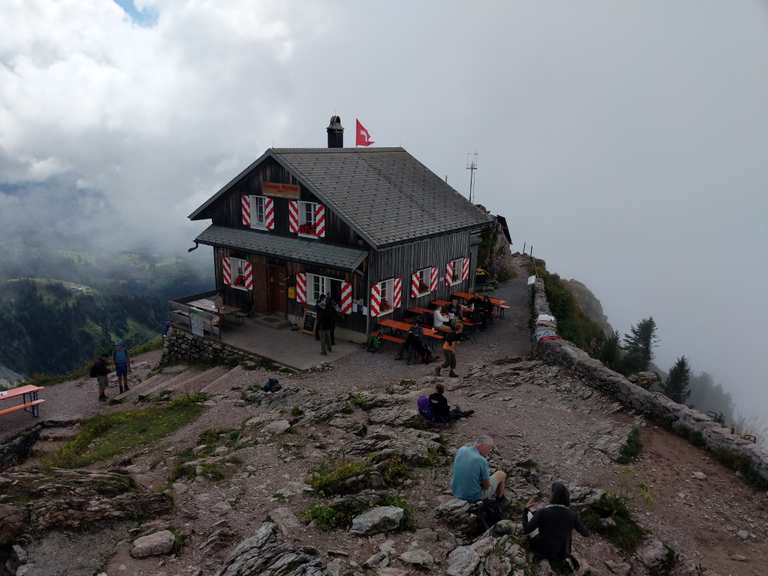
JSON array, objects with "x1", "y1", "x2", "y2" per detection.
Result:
[
  {"x1": 377, "y1": 318, "x2": 443, "y2": 344},
  {"x1": 432, "y1": 299, "x2": 451, "y2": 307},
  {"x1": 188, "y1": 298, "x2": 244, "y2": 325},
  {"x1": 0, "y1": 384, "x2": 45, "y2": 418},
  {"x1": 407, "y1": 306, "x2": 433, "y2": 315},
  {"x1": 453, "y1": 291, "x2": 475, "y2": 301}
]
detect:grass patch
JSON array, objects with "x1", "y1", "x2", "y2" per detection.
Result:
[
  {"x1": 309, "y1": 460, "x2": 369, "y2": 496},
  {"x1": 290, "y1": 406, "x2": 304, "y2": 417},
  {"x1": 304, "y1": 503, "x2": 340, "y2": 530},
  {"x1": 380, "y1": 456, "x2": 411, "y2": 485},
  {"x1": 581, "y1": 494, "x2": 644, "y2": 554},
  {"x1": 43, "y1": 394, "x2": 206, "y2": 468},
  {"x1": 349, "y1": 392, "x2": 374, "y2": 410},
  {"x1": 617, "y1": 427, "x2": 643, "y2": 464}
]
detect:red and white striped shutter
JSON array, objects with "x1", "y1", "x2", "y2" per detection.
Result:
[
  {"x1": 393, "y1": 277, "x2": 402, "y2": 308},
  {"x1": 341, "y1": 281, "x2": 352, "y2": 314},
  {"x1": 222, "y1": 256, "x2": 232, "y2": 286},
  {"x1": 288, "y1": 200, "x2": 299, "y2": 234},
  {"x1": 462, "y1": 256, "x2": 470, "y2": 281},
  {"x1": 296, "y1": 272, "x2": 307, "y2": 303},
  {"x1": 445, "y1": 261, "x2": 454, "y2": 286},
  {"x1": 243, "y1": 260, "x2": 254, "y2": 290},
  {"x1": 410, "y1": 272, "x2": 420, "y2": 298},
  {"x1": 430, "y1": 266, "x2": 438, "y2": 292},
  {"x1": 370, "y1": 282, "x2": 381, "y2": 317},
  {"x1": 265, "y1": 197, "x2": 275, "y2": 230},
  {"x1": 314, "y1": 204, "x2": 326, "y2": 237},
  {"x1": 241, "y1": 195, "x2": 251, "y2": 227}
]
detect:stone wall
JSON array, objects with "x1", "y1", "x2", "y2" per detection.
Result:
[
  {"x1": 162, "y1": 328, "x2": 276, "y2": 370},
  {"x1": 531, "y1": 277, "x2": 768, "y2": 487}
]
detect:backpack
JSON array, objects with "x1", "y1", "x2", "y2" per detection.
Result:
[
  {"x1": 477, "y1": 497, "x2": 506, "y2": 530},
  {"x1": 262, "y1": 378, "x2": 281, "y2": 393},
  {"x1": 417, "y1": 395, "x2": 433, "y2": 420},
  {"x1": 114, "y1": 350, "x2": 128, "y2": 365}
]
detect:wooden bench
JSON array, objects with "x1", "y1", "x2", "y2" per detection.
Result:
[
  {"x1": 371, "y1": 331, "x2": 406, "y2": 345},
  {"x1": 0, "y1": 399, "x2": 46, "y2": 418}
]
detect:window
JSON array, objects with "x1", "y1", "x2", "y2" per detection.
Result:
[
  {"x1": 414, "y1": 267, "x2": 432, "y2": 297},
  {"x1": 378, "y1": 278, "x2": 395, "y2": 316},
  {"x1": 450, "y1": 257, "x2": 464, "y2": 286},
  {"x1": 250, "y1": 196, "x2": 266, "y2": 228},
  {"x1": 307, "y1": 273, "x2": 342, "y2": 305},
  {"x1": 299, "y1": 201, "x2": 318, "y2": 237},
  {"x1": 230, "y1": 257, "x2": 250, "y2": 291}
]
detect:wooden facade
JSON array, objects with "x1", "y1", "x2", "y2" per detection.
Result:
[{"x1": 190, "y1": 146, "x2": 493, "y2": 336}]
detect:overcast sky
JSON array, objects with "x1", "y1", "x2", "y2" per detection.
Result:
[{"x1": 1, "y1": 0, "x2": 766, "y2": 421}]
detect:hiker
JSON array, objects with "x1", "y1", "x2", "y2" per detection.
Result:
[
  {"x1": 113, "y1": 342, "x2": 130, "y2": 394},
  {"x1": 317, "y1": 302, "x2": 334, "y2": 355},
  {"x1": 522, "y1": 482, "x2": 590, "y2": 573},
  {"x1": 89, "y1": 354, "x2": 110, "y2": 402},
  {"x1": 451, "y1": 435, "x2": 507, "y2": 501},
  {"x1": 429, "y1": 383, "x2": 474, "y2": 422},
  {"x1": 314, "y1": 294, "x2": 327, "y2": 341},
  {"x1": 396, "y1": 320, "x2": 431, "y2": 364},
  {"x1": 435, "y1": 322, "x2": 463, "y2": 377}
]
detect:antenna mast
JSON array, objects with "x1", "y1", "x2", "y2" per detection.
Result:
[{"x1": 466, "y1": 152, "x2": 478, "y2": 203}]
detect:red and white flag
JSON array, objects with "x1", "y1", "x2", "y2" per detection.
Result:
[{"x1": 355, "y1": 119, "x2": 374, "y2": 147}]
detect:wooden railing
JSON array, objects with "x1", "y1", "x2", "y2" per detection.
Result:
[{"x1": 168, "y1": 291, "x2": 221, "y2": 339}]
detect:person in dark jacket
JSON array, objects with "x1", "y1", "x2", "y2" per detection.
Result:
[
  {"x1": 327, "y1": 296, "x2": 340, "y2": 346},
  {"x1": 90, "y1": 355, "x2": 111, "y2": 401},
  {"x1": 317, "y1": 302, "x2": 334, "y2": 355},
  {"x1": 522, "y1": 482, "x2": 590, "y2": 572},
  {"x1": 429, "y1": 383, "x2": 474, "y2": 422}
]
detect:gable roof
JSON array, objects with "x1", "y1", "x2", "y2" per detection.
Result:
[{"x1": 190, "y1": 147, "x2": 491, "y2": 248}]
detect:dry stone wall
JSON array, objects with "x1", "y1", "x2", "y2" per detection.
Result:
[
  {"x1": 531, "y1": 277, "x2": 768, "y2": 487},
  {"x1": 162, "y1": 327, "x2": 272, "y2": 370}
]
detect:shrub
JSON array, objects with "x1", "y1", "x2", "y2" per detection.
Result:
[
  {"x1": 617, "y1": 427, "x2": 642, "y2": 464},
  {"x1": 380, "y1": 457, "x2": 411, "y2": 485},
  {"x1": 304, "y1": 503, "x2": 339, "y2": 530},
  {"x1": 582, "y1": 494, "x2": 644, "y2": 554},
  {"x1": 309, "y1": 461, "x2": 369, "y2": 496}
]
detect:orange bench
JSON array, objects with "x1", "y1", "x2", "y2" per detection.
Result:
[
  {"x1": 0, "y1": 384, "x2": 46, "y2": 418},
  {"x1": 371, "y1": 331, "x2": 406, "y2": 346}
]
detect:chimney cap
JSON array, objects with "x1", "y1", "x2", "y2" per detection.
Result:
[{"x1": 328, "y1": 115, "x2": 343, "y2": 131}]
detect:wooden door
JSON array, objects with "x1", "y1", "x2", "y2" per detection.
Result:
[{"x1": 268, "y1": 264, "x2": 287, "y2": 315}]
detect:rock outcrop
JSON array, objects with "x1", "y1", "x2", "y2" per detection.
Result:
[{"x1": 217, "y1": 522, "x2": 327, "y2": 576}]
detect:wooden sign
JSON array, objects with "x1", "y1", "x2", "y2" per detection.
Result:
[
  {"x1": 262, "y1": 181, "x2": 300, "y2": 199},
  {"x1": 302, "y1": 310, "x2": 317, "y2": 335}
]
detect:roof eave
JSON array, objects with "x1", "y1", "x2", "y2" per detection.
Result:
[{"x1": 188, "y1": 149, "x2": 275, "y2": 221}]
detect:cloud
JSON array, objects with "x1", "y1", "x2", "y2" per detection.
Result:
[{"x1": 0, "y1": 0, "x2": 333, "y2": 251}]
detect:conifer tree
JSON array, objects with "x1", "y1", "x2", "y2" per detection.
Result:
[
  {"x1": 599, "y1": 330, "x2": 622, "y2": 371},
  {"x1": 622, "y1": 317, "x2": 658, "y2": 373},
  {"x1": 665, "y1": 355, "x2": 691, "y2": 404}
]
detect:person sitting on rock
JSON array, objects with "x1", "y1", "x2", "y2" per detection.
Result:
[
  {"x1": 429, "y1": 383, "x2": 474, "y2": 423},
  {"x1": 522, "y1": 482, "x2": 590, "y2": 572},
  {"x1": 451, "y1": 435, "x2": 507, "y2": 502}
]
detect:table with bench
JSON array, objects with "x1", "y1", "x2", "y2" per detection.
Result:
[
  {"x1": 0, "y1": 385, "x2": 46, "y2": 418},
  {"x1": 374, "y1": 318, "x2": 444, "y2": 349}
]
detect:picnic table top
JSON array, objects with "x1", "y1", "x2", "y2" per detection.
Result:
[
  {"x1": 407, "y1": 306, "x2": 433, "y2": 314},
  {"x1": 188, "y1": 298, "x2": 240, "y2": 316},
  {"x1": 432, "y1": 299, "x2": 451, "y2": 307},
  {"x1": 378, "y1": 318, "x2": 443, "y2": 340},
  {"x1": 0, "y1": 385, "x2": 44, "y2": 401},
  {"x1": 453, "y1": 291, "x2": 475, "y2": 300}
]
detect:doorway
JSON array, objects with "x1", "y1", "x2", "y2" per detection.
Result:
[{"x1": 268, "y1": 264, "x2": 287, "y2": 315}]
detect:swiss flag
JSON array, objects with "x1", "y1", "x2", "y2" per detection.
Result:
[{"x1": 355, "y1": 119, "x2": 374, "y2": 147}]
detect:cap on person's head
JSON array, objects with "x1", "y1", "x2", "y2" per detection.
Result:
[{"x1": 551, "y1": 481, "x2": 570, "y2": 506}]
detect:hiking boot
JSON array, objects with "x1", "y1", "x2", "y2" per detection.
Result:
[
  {"x1": 449, "y1": 371, "x2": 459, "y2": 378},
  {"x1": 434, "y1": 367, "x2": 441, "y2": 376},
  {"x1": 98, "y1": 395, "x2": 107, "y2": 402}
]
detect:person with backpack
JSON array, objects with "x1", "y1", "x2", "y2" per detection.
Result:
[
  {"x1": 522, "y1": 482, "x2": 590, "y2": 573},
  {"x1": 317, "y1": 302, "x2": 334, "y2": 355},
  {"x1": 451, "y1": 435, "x2": 507, "y2": 502},
  {"x1": 429, "y1": 383, "x2": 474, "y2": 422},
  {"x1": 435, "y1": 322, "x2": 463, "y2": 377},
  {"x1": 89, "y1": 354, "x2": 110, "y2": 402},
  {"x1": 113, "y1": 342, "x2": 131, "y2": 394}
]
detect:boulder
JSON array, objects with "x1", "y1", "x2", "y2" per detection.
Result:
[
  {"x1": 0, "y1": 503, "x2": 26, "y2": 545},
  {"x1": 217, "y1": 522, "x2": 326, "y2": 576},
  {"x1": 130, "y1": 530, "x2": 176, "y2": 558},
  {"x1": 638, "y1": 538, "x2": 674, "y2": 572},
  {"x1": 399, "y1": 547, "x2": 434, "y2": 567},
  {"x1": 262, "y1": 420, "x2": 291, "y2": 436},
  {"x1": 350, "y1": 506, "x2": 405, "y2": 536},
  {"x1": 267, "y1": 506, "x2": 302, "y2": 537},
  {"x1": 344, "y1": 426, "x2": 442, "y2": 465},
  {"x1": 446, "y1": 546, "x2": 479, "y2": 576}
]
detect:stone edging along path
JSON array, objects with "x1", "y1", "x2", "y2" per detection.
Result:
[{"x1": 531, "y1": 277, "x2": 768, "y2": 489}]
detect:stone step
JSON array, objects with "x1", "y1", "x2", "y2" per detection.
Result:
[
  {"x1": 136, "y1": 367, "x2": 206, "y2": 401},
  {"x1": 200, "y1": 365, "x2": 246, "y2": 396},
  {"x1": 175, "y1": 365, "x2": 231, "y2": 395},
  {"x1": 114, "y1": 372, "x2": 174, "y2": 402}
]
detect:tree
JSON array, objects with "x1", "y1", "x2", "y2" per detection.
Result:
[
  {"x1": 688, "y1": 371, "x2": 735, "y2": 425},
  {"x1": 598, "y1": 330, "x2": 622, "y2": 371},
  {"x1": 622, "y1": 317, "x2": 658, "y2": 373},
  {"x1": 665, "y1": 355, "x2": 691, "y2": 404}
]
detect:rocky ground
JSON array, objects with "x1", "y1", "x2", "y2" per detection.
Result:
[{"x1": 2, "y1": 263, "x2": 767, "y2": 576}]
